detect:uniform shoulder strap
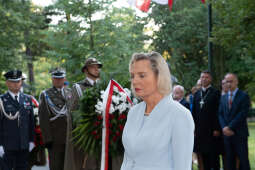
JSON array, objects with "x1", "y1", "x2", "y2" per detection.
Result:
[{"x1": 74, "y1": 83, "x2": 83, "y2": 98}]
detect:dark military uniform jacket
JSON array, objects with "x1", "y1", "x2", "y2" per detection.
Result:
[
  {"x1": 0, "y1": 92, "x2": 35, "y2": 151},
  {"x1": 38, "y1": 87, "x2": 72, "y2": 146}
]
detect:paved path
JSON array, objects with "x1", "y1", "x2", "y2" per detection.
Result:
[{"x1": 32, "y1": 161, "x2": 49, "y2": 170}]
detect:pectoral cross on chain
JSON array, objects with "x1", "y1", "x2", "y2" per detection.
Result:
[{"x1": 200, "y1": 99, "x2": 204, "y2": 109}]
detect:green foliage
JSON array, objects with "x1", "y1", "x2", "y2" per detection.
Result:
[
  {"x1": 42, "y1": 0, "x2": 148, "y2": 85},
  {"x1": 72, "y1": 82, "x2": 105, "y2": 157},
  {"x1": 32, "y1": 58, "x2": 53, "y2": 98},
  {"x1": 0, "y1": 0, "x2": 25, "y2": 92},
  {"x1": 212, "y1": 0, "x2": 255, "y2": 54},
  {"x1": 0, "y1": 0, "x2": 50, "y2": 94},
  {"x1": 248, "y1": 122, "x2": 255, "y2": 170},
  {"x1": 0, "y1": 1, "x2": 24, "y2": 72},
  {"x1": 0, "y1": 0, "x2": 147, "y2": 95},
  {"x1": 212, "y1": 0, "x2": 255, "y2": 100},
  {"x1": 147, "y1": 0, "x2": 209, "y2": 91},
  {"x1": 146, "y1": 0, "x2": 255, "y2": 101}
]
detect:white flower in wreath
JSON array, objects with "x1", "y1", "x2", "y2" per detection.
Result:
[
  {"x1": 112, "y1": 95, "x2": 120, "y2": 105},
  {"x1": 95, "y1": 100, "x2": 103, "y2": 114},
  {"x1": 116, "y1": 102, "x2": 128, "y2": 113},
  {"x1": 95, "y1": 109, "x2": 102, "y2": 114},
  {"x1": 100, "y1": 90, "x2": 105, "y2": 99},
  {"x1": 113, "y1": 86, "x2": 119, "y2": 93},
  {"x1": 119, "y1": 92, "x2": 127, "y2": 102}
]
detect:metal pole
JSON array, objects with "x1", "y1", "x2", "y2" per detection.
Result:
[{"x1": 208, "y1": 3, "x2": 213, "y2": 73}]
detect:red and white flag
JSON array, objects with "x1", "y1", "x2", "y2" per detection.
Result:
[{"x1": 128, "y1": 0, "x2": 173, "y2": 12}]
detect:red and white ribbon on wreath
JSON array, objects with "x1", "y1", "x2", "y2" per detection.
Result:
[{"x1": 100, "y1": 80, "x2": 133, "y2": 170}]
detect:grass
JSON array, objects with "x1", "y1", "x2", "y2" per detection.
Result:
[
  {"x1": 192, "y1": 122, "x2": 255, "y2": 170},
  {"x1": 248, "y1": 122, "x2": 255, "y2": 169}
]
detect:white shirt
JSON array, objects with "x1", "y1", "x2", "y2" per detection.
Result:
[
  {"x1": 8, "y1": 90, "x2": 20, "y2": 102},
  {"x1": 86, "y1": 77, "x2": 99, "y2": 85},
  {"x1": 202, "y1": 85, "x2": 211, "y2": 92}
]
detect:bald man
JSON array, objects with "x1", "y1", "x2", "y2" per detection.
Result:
[
  {"x1": 173, "y1": 85, "x2": 190, "y2": 110},
  {"x1": 218, "y1": 73, "x2": 251, "y2": 170}
]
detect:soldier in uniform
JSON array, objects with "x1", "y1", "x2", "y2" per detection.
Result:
[
  {"x1": 38, "y1": 68, "x2": 72, "y2": 170},
  {"x1": 0, "y1": 70, "x2": 35, "y2": 170},
  {"x1": 73, "y1": 57, "x2": 103, "y2": 102},
  {"x1": 65, "y1": 58, "x2": 103, "y2": 170}
]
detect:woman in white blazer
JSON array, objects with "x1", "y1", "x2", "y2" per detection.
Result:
[{"x1": 121, "y1": 52, "x2": 195, "y2": 170}]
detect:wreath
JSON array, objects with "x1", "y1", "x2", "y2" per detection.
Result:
[{"x1": 72, "y1": 80, "x2": 138, "y2": 158}]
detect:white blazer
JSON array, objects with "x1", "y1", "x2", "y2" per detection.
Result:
[{"x1": 121, "y1": 95, "x2": 194, "y2": 170}]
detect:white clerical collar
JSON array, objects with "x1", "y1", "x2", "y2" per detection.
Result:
[
  {"x1": 202, "y1": 85, "x2": 211, "y2": 91},
  {"x1": 86, "y1": 77, "x2": 98, "y2": 85},
  {"x1": 8, "y1": 90, "x2": 20, "y2": 102}
]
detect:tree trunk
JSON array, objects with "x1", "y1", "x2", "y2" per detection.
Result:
[
  {"x1": 89, "y1": 0, "x2": 94, "y2": 50},
  {"x1": 25, "y1": 43, "x2": 35, "y2": 94}
]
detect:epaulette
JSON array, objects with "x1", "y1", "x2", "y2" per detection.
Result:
[
  {"x1": 76, "y1": 80, "x2": 85, "y2": 85},
  {"x1": 1, "y1": 93, "x2": 9, "y2": 100},
  {"x1": 77, "y1": 79, "x2": 92, "y2": 87},
  {"x1": 22, "y1": 93, "x2": 31, "y2": 99},
  {"x1": 45, "y1": 87, "x2": 54, "y2": 93},
  {"x1": 64, "y1": 87, "x2": 72, "y2": 92}
]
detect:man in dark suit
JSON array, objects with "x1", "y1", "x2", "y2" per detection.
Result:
[
  {"x1": 173, "y1": 85, "x2": 190, "y2": 110},
  {"x1": 0, "y1": 70, "x2": 35, "y2": 170},
  {"x1": 192, "y1": 70, "x2": 222, "y2": 170},
  {"x1": 218, "y1": 73, "x2": 250, "y2": 170}
]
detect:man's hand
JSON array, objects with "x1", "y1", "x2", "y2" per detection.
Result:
[
  {"x1": 29, "y1": 142, "x2": 35, "y2": 152},
  {"x1": 0, "y1": 146, "x2": 4, "y2": 157},
  {"x1": 213, "y1": 130, "x2": 220, "y2": 137},
  {"x1": 223, "y1": 126, "x2": 235, "y2": 136}
]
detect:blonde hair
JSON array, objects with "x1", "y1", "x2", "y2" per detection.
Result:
[{"x1": 129, "y1": 51, "x2": 172, "y2": 96}]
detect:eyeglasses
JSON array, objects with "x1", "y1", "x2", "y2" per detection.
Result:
[{"x1": 226, "y1": 80, "x2": 234, "y2": 83}]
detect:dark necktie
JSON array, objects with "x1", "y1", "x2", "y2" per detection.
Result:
[
  {"x1": 229, "y1": 92, "x2": 233, "y2": 109},
  {"x1": 15, "y1": 95, "x2": 19, "y2": 103}
]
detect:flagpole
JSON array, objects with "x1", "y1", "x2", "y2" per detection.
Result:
[{"x1": 208, "y1": 3, "x2": 213, "y2": 74}]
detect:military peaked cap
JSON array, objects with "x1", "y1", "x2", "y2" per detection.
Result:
[
  {"x1": 50, "y1": 67, "x2": 66, "y2": 78},
  {"x1": 81, "y1": 57, "x2": 102, "y2": 73},
  {"x1": 4, "y1": 70, "x2": 22, "y2": 81}
]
